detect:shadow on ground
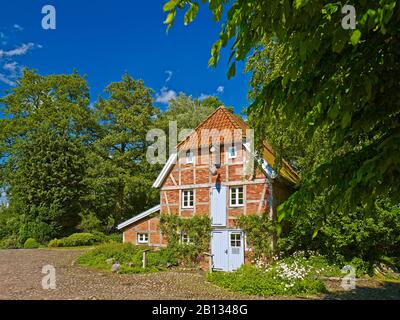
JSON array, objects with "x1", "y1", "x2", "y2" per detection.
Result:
[{"x1": 324, "y1": 280, "x2": 400, "y2": 300}]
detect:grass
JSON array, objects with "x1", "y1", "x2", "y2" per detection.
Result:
[{"x1": 77, "y1": 242, "x2": 176, "y2": 274}]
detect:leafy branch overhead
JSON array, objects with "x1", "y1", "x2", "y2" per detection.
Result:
[
  {"x1": 163, "y1": 0, "x2": 400, "y2": 262},
  {"x1": 163, "y1": 0, "x2": 400, "y2": 206}
]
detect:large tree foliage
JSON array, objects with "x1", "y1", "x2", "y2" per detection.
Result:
[
  {"x1": 156, "y1": 94, "x2": 229, "y2": 154},
  {"x1": 13, "y1": 129, "x2": 88, "y2": 241},
  {"x1": 157, "y1": 93, "x2": 225, "y2": 131},
  {"x1": 87, "y1": 73, "x2": 160, "y2": 224},
  {"x1": 0, "y1": 70, "x2": 95, "y2": 241},
  {"x1": 164, "y1": 1, "x2": 400, "y2": 262}
]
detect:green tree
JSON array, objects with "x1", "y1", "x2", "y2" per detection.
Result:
[
  {"x1": 0, "y1": 69, "x2": 95, "y2": 241},
  {"x1": 164, "y1": 1, "x2": 400, "y2": 263},
  {"x1": 158, "y1": 93, "x2": 221, "y2": 131},
  {"x1": 89, "y1": 73, "x2": 160, "y2": 224}
]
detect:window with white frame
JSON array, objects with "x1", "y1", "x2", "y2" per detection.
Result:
[
  {"x1": 182, "y1": 189, "x2": 194, "y2": 208},
  {"x1": 228, "y1": 146, "x2": 237, "y2": 159},
  {"x1": 230, "y1": 186, "x2": 244, "y2": 206},
  {"x1": 186, "y1": 150, "x2": 194, "y2": 164},
  {"x1": 230, "y1": 233, "x2": 241, "y2": 247},
  {"x1": 137, "y1": 233, "x2": 148, "y2": 244},
  {"x1": 180, "y1": 232, "x2": 193, "y2": 244}
]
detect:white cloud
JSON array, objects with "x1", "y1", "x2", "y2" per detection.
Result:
[
  {"x1": 0, "y1": 73, "x2": 16, "y2": 86},
  {"x1": 0, "y1": 42, "x2": 38, "y2": 58},
  {"x1": 198, "y1": 93, "x2": 211, "y2": 101},
  {"x1": 0, "y1": 43, "x2": 37, "y2": 58},
  {"x1": 216, "y1": 85, "x2": 224, "y2": 94},
  {"x1": 13, "y1": 24, "x2": 23, "y2": 31},
  {"x1": 0, "y1": 29, "x2": 41, "y2": 87},
  {"x1": 165, "y1": 70, "x2": 173, "y2": 83},
  {"x1": 3, "y1": 61, "x2": 18, "y2": 74},
  {"x1": 155, "y1": 86, "x2": 177, "y2": 104}
]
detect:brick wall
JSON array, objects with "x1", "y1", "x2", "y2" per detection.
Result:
[
  {"x1": 122, "y1": 215, "x2": 165, "y2": 246},
  {"x1": 160, "y1": 145, "x2": 269, "y2": 220}
]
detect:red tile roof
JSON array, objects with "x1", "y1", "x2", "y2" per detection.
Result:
[{"x1": 177, "y1": 106, "x2": 248, "y2": 150}]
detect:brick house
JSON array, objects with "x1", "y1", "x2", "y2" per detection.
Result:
[{"x1": 117, "y1": 106, "x2": 298, "y2": 271}]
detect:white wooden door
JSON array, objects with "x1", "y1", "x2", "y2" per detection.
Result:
[
  {"x1": 211, "y1": 230, "x2": 229, "y2": 271},
  {"x1": 211, "y1": 230, "x2": 244, "y2": 272},
  {"x1": 210, "y1": 186, "x2": 227, "y2": 226},
  {"x1": 228, "y1": 231, "x2": 244, "y2": 271}
]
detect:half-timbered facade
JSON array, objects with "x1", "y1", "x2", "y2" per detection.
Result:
[{"x1": 117, "y1": 106, "x2": 298, "y2": 271}]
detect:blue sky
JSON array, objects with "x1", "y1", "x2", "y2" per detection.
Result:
[
  {"x1": 0, "y1": 1, "x2": 252, "y2": 205},
  {"x1": 0, "y1": 0, "x2": 251, "y2": 113}
]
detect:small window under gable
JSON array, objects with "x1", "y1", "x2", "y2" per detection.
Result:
[
  {"x1": 228, "y1": 146, "x2": 237, "y2": 159},
  {"x1": 137, "y1": 233, "x2": 148, "y2": 244},
  {"x1": 186, "y1": 150, "x2": 194, "y2": 164}
]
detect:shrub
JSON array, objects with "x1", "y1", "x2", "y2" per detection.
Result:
[
  {"x1": 23, "y1": 238, "x2": 40, "y2": 249},
  {"x1": 208, "y1": 264, "x2": 328, "y2": 297},
  {"x1": 48, "y1": 232, "x2": 100, "y2": 248},
  {"x1": 238, "y1": 214, "x2": 275, "y2": 262},
  {"x1": 78, "y1": 212, "x2": 102, "y2": 233},
  {"x1": 0, "y1": 234, "x2": 21, "y2": 249},
  {"x1": 107, "y1": 233, "x2": 123, "y2": 243},
  {"x1": 278, "y1": 195, "x2": 400, "y2": 270},
  {"x1": 77, "y1": 242, "x2": 173, "y2": 273},
  {"x1": 0, "y1": 215, "x2": 21, "y2": 240},
  {"x1": 48, "y1": 239, "x2": 60, "y2": 248},
  {"x1": 18, "y1": 216, "x2": 60, "y2": 243},
  {"x1": 90, "y1": 230, "x2": 109, "y2": 243},
  {"x1": 160, "y1": 215, "x2": 211, "y2": 267},
  {"x1": 348, "y1": 257, "x2": 372, "y2": 277}
]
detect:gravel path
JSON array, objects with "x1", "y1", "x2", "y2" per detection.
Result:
[
  {"x1": 0, "y1": 249, "x2": 266, "y2": 300},
  {"x1": 1, "y1": 249, "x2": 399, "y2": 300}
]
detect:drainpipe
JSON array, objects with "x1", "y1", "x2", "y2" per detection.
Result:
[{"x1": 267, "y1": 177, "x2": 277, "y2": 256}]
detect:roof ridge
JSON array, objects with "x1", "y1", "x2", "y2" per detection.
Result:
[
  {"x1": 223, "y1": 107, "x2": 248, "y2": 130},
  {"x1": 176, "y1": 106, "x2": 226, "y2": 149}
]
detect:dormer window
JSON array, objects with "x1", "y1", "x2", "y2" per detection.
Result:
[
  {"x1": 228, "y1": 146, "x2": 237, "y2": 159},
  {"x1": 186, "y1": 150, "x2": 194, "y2": 164}
]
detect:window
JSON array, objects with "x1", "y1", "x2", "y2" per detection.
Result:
[
  {"x1": 186, "y1": 150, "x2": 194, "y2": 164},
  {"x1": 137, "y1": 233, "x2": 148, "y2": 244},
  {"x1": 180, "y1": 232, "x2": 193, "y2": 244},
  {"x1": 182, "y1": 189, "x2": 194, "y2": 208},
  {"x1": 228, "y1": 146, "x2": 237, "y2": 159},
  {"x1": 230, "y1": 233, "x2": 241, "y2": 247},
  {"x1": 230, "y1": 186, "x2": 244, "y2": 207}
]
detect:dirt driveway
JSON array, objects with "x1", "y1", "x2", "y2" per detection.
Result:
[
  {"x1": 0, "y1": 249, "x2": 263, "y2": 300},
  {"x1": 0, "y1": 249, "x2": 399, "y2": 300}
]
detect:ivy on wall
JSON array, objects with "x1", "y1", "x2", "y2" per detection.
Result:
[
  {"x1": 238, "y1": 214, "x2": 275, "y2": 262},
  {"x1": 160, "y1": 215, "x2": 211, "y2": 266}
]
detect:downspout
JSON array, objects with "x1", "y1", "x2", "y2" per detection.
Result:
[{"x1": 267, "y1": 177, "x2": 277, "y2": 256}]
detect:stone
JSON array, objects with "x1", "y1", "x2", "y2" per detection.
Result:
[{"x1": 111, "y1": 263, "x2": 121, "y2": 273}]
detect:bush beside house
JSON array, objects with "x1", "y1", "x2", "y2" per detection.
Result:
[
  {"x1": 207, "y1": 254, "x2": 340, "y2": 296},
  {"x1": 77, "y1": 242, "x2": 175, "y2": 273}
]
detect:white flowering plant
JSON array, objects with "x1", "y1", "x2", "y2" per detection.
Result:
[{"x1": 208, "y1": 252, "x2": 343, "y2": 296}]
